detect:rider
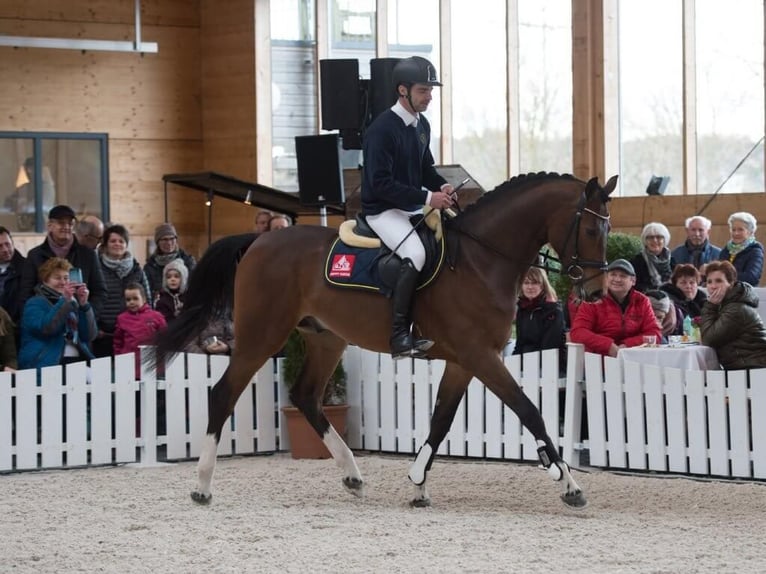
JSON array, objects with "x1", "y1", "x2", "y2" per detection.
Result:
[{"x1": 361, "y1": 56, "x2": 455, "y2": 359}]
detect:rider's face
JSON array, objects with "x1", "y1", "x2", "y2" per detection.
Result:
[{"x1": 401, "y1": 84, "x2": 433, "y2": 114}]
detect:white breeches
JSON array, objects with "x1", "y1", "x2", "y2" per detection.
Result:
[{"x1": 366, "y1": 209, "x2": 426, "y2": 271}]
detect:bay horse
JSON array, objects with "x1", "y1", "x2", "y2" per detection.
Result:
[{"x1": 153, "y1": 172, "x2": 616, "y2": 509}]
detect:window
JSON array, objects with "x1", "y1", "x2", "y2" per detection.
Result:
[{"x1": 0, "y1": 133, "x2": 108, "y2": 232}]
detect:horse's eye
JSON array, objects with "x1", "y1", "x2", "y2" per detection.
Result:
[{"x1": 585, "y1": 227, "x2": 599, "y2": 238}]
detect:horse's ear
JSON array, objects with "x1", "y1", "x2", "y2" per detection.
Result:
[
  {"x1": 584, "y1": 177, "x2": 600, "y2": 200},
  {"x1": 602, "y1": 175, "x2": 619, "y2": 197}
]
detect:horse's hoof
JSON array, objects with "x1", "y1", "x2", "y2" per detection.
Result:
[
  {"x1": 342, "y1": 476, "x2": 365, "y2": 498},
  {"x1": 561, "y1": 490, "x2": 588, "y2": 509},
  {"x1": 191, "y1": 490, "x2": 212, "y2": 505},
  {"x1": 409, "y1": 497, "x2": 432, "y2": 508}
]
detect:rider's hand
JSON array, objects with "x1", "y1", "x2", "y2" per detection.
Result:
[{"x1": 429, "y1": 191, "x2": 454, "y2": 210}]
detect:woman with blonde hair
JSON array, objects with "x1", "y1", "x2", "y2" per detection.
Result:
[
  {"x1": 718, "y1": 211, "x2": 764, "y2": 286},
  {"x1": 631, "y1": 222, "x2": 675, "y2": 292},
  {"x1": 512, "y1": 267, "x2": 566, "y2": 373}
]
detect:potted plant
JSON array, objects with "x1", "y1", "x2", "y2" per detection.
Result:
[{"x1": 281, "y1": 330, "x2": 349, "y2": 459}]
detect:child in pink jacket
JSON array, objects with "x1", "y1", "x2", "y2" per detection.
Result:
[{"x1": 113, "y1": 283, "x2": 166, "y2": 377}]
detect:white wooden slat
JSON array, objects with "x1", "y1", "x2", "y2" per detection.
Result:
[
  {"x1": 540, "y1": 348, "x2": 561, "y2": 448},
  {"x1": 65, "y1": 362, "x2": 89, "y2": 467},
  {"x1": 16, "y1": 369, "x2": 40, "y2": 469},
  {"x1": 39, "y1": 367, "x2": 62, "y2": 469},
  {"x1": 750, "y1": 369, "x2": 766, "y2": 478},
  {"x1": 603, "y1": 356, "x2": 626, "y2": 468},
  {"x1": 412, "y1": 357, "x2": 431, "y2": 450},
  {"x1": 361, "y1": 351, "x2": 380, "y2": 451},
  {"x1": 276, "y1": 358, "x2": 291, "y2": 451},
  {"x1": 254, "y1": 359, "x2": 277, "y2": 453},
  {"x1": 430, "y1": 360, "x2": 449, "y2": 456},
  {"x1": 623, "y1": 359, "x2": 646, "y2": 470},
  {"x1": 465, "y1": 378, "x2": 484, "y2": 458},
  {"x1": 138, "y1": 354, "x2": 159, "y2": 464},
  {"x1": 685, "y1": 370, "x2": 708, "y2": 475},
  {"x1": 664, "y1": 368, "x2": 688, "y2": 473},
  {"x1": 89, "y1": 357, "x2": 113, "y2": 465},
  {"x1": 378, "y1": 354, "x2": 396, "y2": 452},
  {"x1": 233, "y1": 378, "x2": 254, "y2": 455},
  {"x1": 164, "y1": 355, "x2": 188, "y2": 460},
  {"x1": 187, "y1": 354, "x2": 210, "y2": 458},
  {"x1": 643, "y1": 364, "x2": 667, "y2": 472},
  {"x1": 583, "y1": 352, "x2": 607, "y2": 467},
  {"x1": 503, "y1": 354, "x2": 522, "y2": 460},
  {"x1": 113, "y1": 353, "x2": 136, "y2": 463},
  {"x1": 0, "y1": 372, "x2": 12, "y2": 470},
  {"x1": 448, "y1": 387, "x2": 467, "y2": 458},
  {"x1": 706, "y1": 371, "x2": 729, "y2": 476},
  {"x1": 343, "y1": 346, "x2": 364, "y2": 449},
  {"x1": 395, "y1": 359, "x2": 414, "y2": 453},
  {"x1": 483, "y1": 375, "x2": 504, "y2": 459},
  {"x1": 726, "y1": 370, "x2": 750, "y2": 478},
  {"x1": 520, "y1": 351, "x2": 541, "y2": 461},
  {"x1": 562, "y1": 344, "x2": 585, "y2": 466}
]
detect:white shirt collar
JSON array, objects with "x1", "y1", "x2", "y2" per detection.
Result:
[{"x1": 391, "y1": 100, "x2": 419, "y2": 128}]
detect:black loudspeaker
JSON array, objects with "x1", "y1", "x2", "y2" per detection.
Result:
[
  {"x1": 646, "y1": 175, "x2": 671, "y2": 196},
  {"x1": 295, "y1": 134, "x2": 345, "y2": 206},
  {"x1": 369, "y1": 58, "x2": 401, "y2": 122},
  {"x1": 320, "y1": 59, "x2": 361, "y2": 131}
]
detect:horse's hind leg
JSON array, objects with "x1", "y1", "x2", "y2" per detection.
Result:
[
  {"x1": 291, "y1": 324, "x2": 364, "y2": 497},
  {"x1": 408, "y1": 362, "x2": 472, "y2": 507},
  {"x1": 191, "y1": 346, "x2": 276, "y2": 505},
  {"x1": 472, "y1": 354, "x2": 587, "y2": 508}
]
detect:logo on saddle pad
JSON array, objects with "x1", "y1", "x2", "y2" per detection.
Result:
[{"x1": 329, "y1": 254, "x2": 356, "y2": 278}]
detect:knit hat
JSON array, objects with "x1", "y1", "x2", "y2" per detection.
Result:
[
  {"x1": 154, "y1": 222, "x2": 178, "y2": 243},
  {"x1": 645, "y1": 290, "x2": 671, "y2": 315},
  {"x1": 163, "y1": 258, "x2": 189, "y2": 293}
]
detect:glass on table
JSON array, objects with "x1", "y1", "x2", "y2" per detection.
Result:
[
  {"x1": 642, "y1": 335, "x2": 657, "y2": 347},
  {"x1": 668, "y1": 335, "x2": 682, "y2": 347}
]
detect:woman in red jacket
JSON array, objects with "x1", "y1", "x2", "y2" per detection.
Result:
[{"x1": 570, "y1": 259, "x2": 661, "y2": 357}]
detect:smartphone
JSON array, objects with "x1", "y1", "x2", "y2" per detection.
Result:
[{"x1": 69, "y1": 267, "x2": 83, "y2": 284}]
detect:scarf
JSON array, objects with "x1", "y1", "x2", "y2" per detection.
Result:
[
  {"x1": 154, "y1": 250, "x2": 180, "y2": 267},
  {"x1": 725, "y1": 237, "x2": 755, "y2": 260},
  {"x1": 47, "y1": 234, "x2": 73, "y2": 258},
  {"x1": 101, "y1": 251, "x2": 136, "y2": 279},
  {"x1": 518, "y1": 292, "x2": 546, "y2": 311},
  {"x1": 642, "y1": 247, "x2": 672, "y2": 289},
  {"x1": 684, "y1": 239, "x2": 708, "y2": 268}
]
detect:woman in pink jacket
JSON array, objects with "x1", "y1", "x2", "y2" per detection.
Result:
[{"x1": 570, "y1": 259, "x2": 661, "y2": 357}]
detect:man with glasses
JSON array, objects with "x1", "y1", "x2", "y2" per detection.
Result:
[
  {"x1": 671, "y1": 215, "x2": 721, "y2": 272},
  {"x1": 18, "y1": 204, "x2": 107, "y2": 317},
  {"x1": 75, "y1": 215, "x2": 105, "y2": 251},
  {"x1": 144, "y1": 222, "x2": 196, "y2": 301}
]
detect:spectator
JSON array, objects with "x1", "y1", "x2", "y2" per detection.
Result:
[
  {"x1": 18, "y1": 205, "x2": 107, "y2": 318},
  {"x1": 700, "y1": 260, "x2": 766, "y2": 370},
  {"x1": 0, "y1": 226, "x2": 27, "y2": 324},
  {"x1": 268, "y1": 214, "x2": 291, "y2": 231},
  {"x1": 645, "y1": 289, "x2": 683, "y2": 343},
  {"x1": 18, "y1": 257, "x2": 97, "y2": 369},
  {"x1": 718, "y1": 211, "x2": 764, "y2": 286},
  {"x1": 512, "y1": 267, "x2": 566, "y2": 374},
  {"x1": 661, "y1": 263, "x2": 708, "y2": 319},
  {"x1": 144, "y1": 223, "x2": 196, "y2": 300},
  {"x1": 254, "y1": 210, "x2": 273, "y2": 233},
  {"x1": 185, "y1": 313, "x2": 234, "y2": 356},
  {"x1": 631, "y1": 222, "x2": 675, "y2": 292},
  {"x1": 570, "y1": 259, "x2": 661, "y2": 357},
  {"x1": 74, "y1": 215, "x2": 105, "y2": 251},
  {"x1": 671, "y1": 215, "x2": 721, "y2": 272},
  {"x1": 155, "y1": 258, "x2": 188, "y2": 323},
  {"x1": 92, "y1": 224, "x2": 152, "y2": 358},
  {"x1": 0, "y1": 306, "x2": 17, "y2": 371},
  {"x1": 113, "y1": 283, "x2": 166, "y2": 376}
]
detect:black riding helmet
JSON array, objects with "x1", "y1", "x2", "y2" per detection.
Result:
[{"x1": 392, "y1": 56, "x2": 442, "y2": 113}]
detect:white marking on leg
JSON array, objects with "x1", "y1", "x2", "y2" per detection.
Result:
[
  {"x1": 323, "y1": 426, "x2": 362, "y2": 483},
  {"x1": 559, "y1": 461, "x2": 581, "y2": 494},
  {"x1": 196, "y1": 434, "x2": 218, "y2": 497},
  {"x1": 408, "y1": 443, "x2": 433, "y2": 485}
]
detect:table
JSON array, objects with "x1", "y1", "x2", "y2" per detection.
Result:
[{"x1": 617, "y1": 344, "x2": 720, "y2": 371}]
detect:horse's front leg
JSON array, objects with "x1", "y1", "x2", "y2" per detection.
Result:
[
  {"x1": 472, "y1": 353, "x2": 587, "y2": 509},
  {"x1": 408, "y1": 362, "x2": 472, "y2": 507}
]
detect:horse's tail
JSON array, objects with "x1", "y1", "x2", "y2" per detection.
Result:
[{"x1": 148, "y1": 232, "x2": 257, "y2": 368}]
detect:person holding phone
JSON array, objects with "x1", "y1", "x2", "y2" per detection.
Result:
[{"x1": 18, "y1": 257, "x2": 97, "y2": 369}]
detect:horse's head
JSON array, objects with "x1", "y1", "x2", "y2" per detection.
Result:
[{"x1": 552, "y1": 175, "x2": 617, "y2": 302}]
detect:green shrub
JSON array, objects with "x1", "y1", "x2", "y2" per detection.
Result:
[{"x1": 282, "y1": 330, "x2": 347, "y2": 405}]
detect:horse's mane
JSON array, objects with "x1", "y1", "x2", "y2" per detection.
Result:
[{"x1": 455, "y1": 171, "x2": 582, "y2": 220}]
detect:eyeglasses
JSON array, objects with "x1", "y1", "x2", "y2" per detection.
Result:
[
  {"x1": 158, "y1": 236, "x2": 177, "y2": 242},
  {"x1": 645, "y1": 235, "x2": 664, "y2": 241},
  {"x1": 51, "y1": 219, "x2": 74, "y2": 228}
]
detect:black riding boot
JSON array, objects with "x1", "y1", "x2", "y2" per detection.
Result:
[{"x1": 390, "y1": 259, "x2": 433, "y2": 359}]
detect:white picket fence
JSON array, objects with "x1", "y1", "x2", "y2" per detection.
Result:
[{"x1": 2, "y1": 344, "x2": 765, "y2": 481}]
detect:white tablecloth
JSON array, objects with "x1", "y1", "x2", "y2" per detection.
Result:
[{"x1": 617, "y1": 344, "x2": 720, "y2": 371}]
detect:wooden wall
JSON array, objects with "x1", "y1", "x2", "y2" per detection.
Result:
[{"x1": 0, "y1": 0, "x2": 204, "y2": 261}]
